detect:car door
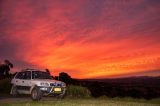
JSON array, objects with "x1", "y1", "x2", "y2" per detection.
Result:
[
  {"x1": 14, "y1": 72, "x2": 25, "y2": 87},
  {"x1": 15, "y1": 71, "x2": 32, "y2": 91},
  {"x1": 21, "y1": 71, "x2": 32, "y2": 91}
]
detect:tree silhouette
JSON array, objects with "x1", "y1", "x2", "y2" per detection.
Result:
[
  {"x1": 45, "y1": 68, "x2": 54, "y2": 79},
  {"x1": 45, "y1": 69, "x2": 51, "y2": 75},
  {"x1": 59, "y1": 72, "x2": 72, "y2": 84},
  {"x1": 0, "y1": 60, "x2": 13, "y2": 78}
]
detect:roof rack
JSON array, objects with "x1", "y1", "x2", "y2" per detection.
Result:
[
  {"x1": 21, "y1": 68, "x2": 37, "y2": 71},
  {"x1": 21, "y1": 68, "x2": 45, "y2": 72}
]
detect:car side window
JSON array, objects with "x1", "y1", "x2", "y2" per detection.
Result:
[
  {"x1": 32, "y1": 71, "x2": 37, "y2": 79},
  {"x1": 15, "y1": 72, "x2": 25, "y2": 79},
  {"x1": 15, "y1": 71, "x2": 31, "y2": 80},
  {"x1": 24, "y1": 71, "x2": 31, "y2": 79}
]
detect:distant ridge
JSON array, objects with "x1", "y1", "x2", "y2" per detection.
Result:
[{"x1": 79, "y1": 76, "x2": 160, "y2": 83}]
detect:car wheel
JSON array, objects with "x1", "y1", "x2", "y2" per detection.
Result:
[
  {"x1": 56, "y1": 90, "x2": 66, "y2": 99},
  {"x1": 11, "y1": 85, "x2": 19, "y2": 97},
  {"x1": 56, "y1": 94, "x2": 65, "y2": 99},
  {"x1": 31, "y1": 86, "x2": 43, "y2": 101}
]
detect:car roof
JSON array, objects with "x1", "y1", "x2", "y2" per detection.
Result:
[{"x1": 21, "y1": 68, "x2": 46, "y2": 72}]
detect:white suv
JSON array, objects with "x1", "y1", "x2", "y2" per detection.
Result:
[{"x1": 10, "y1": 69, "x2": 66, "y2": 101}]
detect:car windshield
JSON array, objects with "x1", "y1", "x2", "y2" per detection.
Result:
[{"x1": 32, "y1": 71, "x2": 52, "y2": 79}]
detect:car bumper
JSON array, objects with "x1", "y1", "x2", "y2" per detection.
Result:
[{"x1": 39, "y1": 86, "x2": 66, "y2": 95}]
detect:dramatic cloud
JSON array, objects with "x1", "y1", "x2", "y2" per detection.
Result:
[{"x1": 0, "y1": 0, "x2": 160, "y2": 78}]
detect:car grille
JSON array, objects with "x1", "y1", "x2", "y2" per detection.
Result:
[
  {"x1": 50, "y1": 83, "x2": 61, "y2": 86},
  {"x1": 57, "y1": 83, "x2": 61, "y2": 86},
  {"x1": 50, "y1": 83, "x2": 55, "y2": 86}
]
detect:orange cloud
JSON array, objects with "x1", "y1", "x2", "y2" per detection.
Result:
[{"x1": 0, "y1": 0, "x2": 160, "y2": 78}]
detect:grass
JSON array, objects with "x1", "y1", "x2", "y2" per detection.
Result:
[
  {"x1": 66, "y1": 85, "x2": 91, "y2": 98},
  {"x1": 0, "y1": 80, "x2": 160, "y2": 106},
  {"x1": 0, "y1": 78, "x2": 12, "y2": 94},
  {"x1": 0, "y1": 98, "x2": 160, "y2": 106}
]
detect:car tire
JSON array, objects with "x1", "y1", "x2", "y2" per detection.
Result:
[
  {"x1": 11, "y1": 85, "x2": 19, "y2": 97},
  {"x1": 56, "y1": 94, "x2": 65, "y2": 99},
  {"x1": 31, "y1": 86, "x2": 43, "y2": 101},
  {"x1": 56, "y1": 90, "x2": 66, "y2": 99}
]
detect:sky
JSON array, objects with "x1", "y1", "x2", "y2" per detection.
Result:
[{"x1": 0, "y1": 0, "x2": 160, "y2": 79}]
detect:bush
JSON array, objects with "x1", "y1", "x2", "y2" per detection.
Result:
[
  {"x1": 0, "y1": 78, "x2": 12, "y2": 94},
  {"x1": 66, "y1": 85, "x2": 91, "y2": 98}
]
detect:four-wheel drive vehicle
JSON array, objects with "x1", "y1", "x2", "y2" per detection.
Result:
[{"x1": 10, "y1": 69, "x2": 66, "y2": 101}]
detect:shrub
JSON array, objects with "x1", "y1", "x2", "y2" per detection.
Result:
[
  {"x1": 66, "y1": 85, "x2": 91, "y2": 98},
  {"x1": 0, "y1": 78, "x2": 12, "y2": 94}
]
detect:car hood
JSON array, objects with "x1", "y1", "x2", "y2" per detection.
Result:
[{"x1": 32, "y1": 79, "x2": 63, "y2": 83}]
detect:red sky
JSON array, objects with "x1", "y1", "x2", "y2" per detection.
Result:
[{"x1": 0, "y1": 0, "x2": 160, "y2": 78}]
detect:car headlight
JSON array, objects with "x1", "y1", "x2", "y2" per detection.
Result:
[
  {"x1": 61, "y1": 82, "x2": 66, "y2": 87},
  {"x1": 40, "y1": 82, "x2": 49, "y2": 86}
]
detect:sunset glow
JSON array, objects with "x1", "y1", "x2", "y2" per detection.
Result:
[{"x1": 0, "y1": 0, "x2": 160, "y2": 78}]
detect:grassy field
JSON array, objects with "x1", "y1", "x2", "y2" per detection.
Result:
[
  {"x1": 0, "y1": 79, "x2": 160, "y2": 106},
  {"x1": 0, "y1": 97, "x2": 160, "y2": 106}
]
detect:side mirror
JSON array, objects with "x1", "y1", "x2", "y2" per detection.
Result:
[{"x1": 51, "y1": 76, "x2": 54, "y2": 79}]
